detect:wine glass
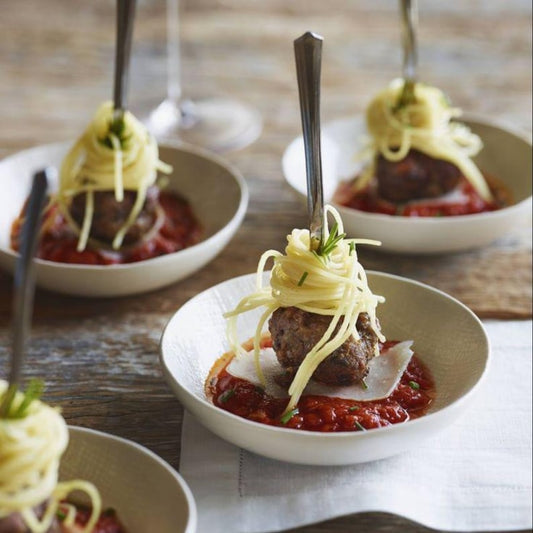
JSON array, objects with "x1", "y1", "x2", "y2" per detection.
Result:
[{"x1": 145, "y1": 0, "x2": 262, "y2": 153}]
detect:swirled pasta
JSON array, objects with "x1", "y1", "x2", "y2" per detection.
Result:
[
  {"x1": 57, "y1": 101, "x2": 172, "y2": 251},
  {"x1": 0, "y1": 381, "x2": 101, "y2": 532},
  {"x1": 358, "y1": 79, "x2": 491, "y2": 201},
  {"x1": 224, "y1": 205, "x2": 385, "y2": 412}
]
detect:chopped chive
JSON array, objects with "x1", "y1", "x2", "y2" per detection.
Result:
[
  {"x1": 57, "y1": 509, "x2": 67, "y2": 521},
  {"x1": 355, "y1": 421, "x2": 366, "y2": 431},
  {"x1": 408, "y1": 381, "x2": 420, "y2": 390},
  {"x1": 219, "y1": 389, "x2": 235, "y2": 403},
  {"x1": 297, "y1": 271, "x2": 309, "y2": 287},
  {"x1": 280, "y1": 408, "x2": 299, "y2": 424},
  {"x1": 349, "y1": 405, "x2": 360, "y2": 412},
  {"x1": 349, "y1": 241, "x2": 356, "y2": 255},
  {"x1": 360, "y1": 378, "x2": 368, "y2": 390}
]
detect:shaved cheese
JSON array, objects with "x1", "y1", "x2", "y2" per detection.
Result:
[
  {"x1": 407, "y1": 186, "x2": 470, "y2": 207},
  {"x1": 227, "y1": 341, "x2": 413, "y2": 402}
]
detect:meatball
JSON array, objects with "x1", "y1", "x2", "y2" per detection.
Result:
[
  {"x1": 268, "y1": 307, "x2": 379, "y2": 386},
  {"x1": 376, "y1": 148, "x2": 461, "y2": 203},
  {"x1": 69, "y1": 186, "x2": 159, "y2": 245}
]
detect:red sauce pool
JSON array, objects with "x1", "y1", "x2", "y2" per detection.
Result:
[
  {"x1": 207, "y1": 339, "x2": 435, "y2": 432},
  {"x1": 10, "y1": 191, "x2": 202, "y2": 265},
  {"x1": 59, "y1": 504, "x2": 127, "y2": 533},
  {"x1": 335, "y1": 175, "x2": 508, "y2": 217}
]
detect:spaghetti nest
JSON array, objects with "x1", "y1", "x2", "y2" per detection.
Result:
[
  {"x1": 225, "y1": 205, "x2": 385, "y2": 412},
  {"x1": 358, "y1": 79, "x2": 491, "y2": 201},
  {"x1": 0, "y1": 381, "x2": 100, "y2": 533},
  {"x1": 57, "y1": 101, "x2": 172, "y2": 251}
]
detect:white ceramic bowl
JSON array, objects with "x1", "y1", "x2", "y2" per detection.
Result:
[
  {"x1": 160, "y1": 271, "x2": 489, "y2": 466},
  {"x1": 60, "y1": 426, "x2": 196, "y2": 533},
  {"x1": 0, "y1": 142, "x2": 248, "y2": 297},
  {"x1": 282, "y1": 114, "x2": 532, "y2": 254}
]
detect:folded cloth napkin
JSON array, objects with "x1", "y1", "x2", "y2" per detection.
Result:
[{"x1": 180, "y1": 320, "x2": 532, "y2": 533}]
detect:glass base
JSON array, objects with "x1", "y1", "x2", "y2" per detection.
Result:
[{"x1": 145, "y1": 97, "x2": 262, "y2": 153}]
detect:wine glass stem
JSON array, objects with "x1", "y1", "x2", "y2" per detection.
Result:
[{"x1": 166, "y1": 0, "x2": 182, "y2": 104}]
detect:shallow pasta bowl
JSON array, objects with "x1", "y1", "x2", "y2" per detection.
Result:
[
  {"x1": 60, "y1": 426, "x2": 196, "y2": 532},
  {"x1": 0, "y1": 141, "x2": 248, "y2": 297},
  {"x1": 160, "y1": 271, "x2": 489, "y2": 466},
  {"x1": 282, "y1": 114, "x2": 532, "y2": 254}
]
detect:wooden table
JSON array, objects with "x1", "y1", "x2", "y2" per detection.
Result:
[{"x1": 0, "y1": 1, "x2": 531, "y2": 532}]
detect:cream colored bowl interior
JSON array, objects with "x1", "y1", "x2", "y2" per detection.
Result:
[{"x1": 60, "y1": 427, "x2": 196, "y2": 533}]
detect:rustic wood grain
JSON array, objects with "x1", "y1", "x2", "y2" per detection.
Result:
[{"x1": 0, "y1": 1, "x2": 531, "y2": 532}]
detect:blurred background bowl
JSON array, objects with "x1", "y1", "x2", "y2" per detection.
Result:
[
  {"x1": 282, "y1": 114, "x2": 532, "y2": 254},
  {"x1": 0, "y1": 141, "x2": 248, "y2": 297}
]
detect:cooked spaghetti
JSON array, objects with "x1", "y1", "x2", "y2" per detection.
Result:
[
  {"x1": 0, "y1": 380, "x2": 101, "y2": 533},
  {"x1": 57, "y1": 101, "x2": 172, "y2": 251},
  {"x1": 224, "y1": 205, "x2": 385, "y2": 412},
  {"x1": 356, "y1": 79, "x2": 491, "y2": 201}
]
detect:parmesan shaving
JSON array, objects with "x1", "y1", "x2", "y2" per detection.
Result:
[
  {"x1": 57, "y1": 101, "x2": 172, "y2": 251},
  {"x1": 358, "y1": 79, "x2": 492, "y2": 201},
  {"x1": 0, "y1": 380, "x2": 101, "y2": 532},
  {"x1": 228, "y1": 341, "x2": 413, "y2": 401},
  {"x1": 224, "y1": 205, "x2": 385, "y2": 413}
]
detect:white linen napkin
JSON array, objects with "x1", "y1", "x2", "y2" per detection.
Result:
[{"x1": 179, "y1": 320, "x2": 532, "y2": 532}]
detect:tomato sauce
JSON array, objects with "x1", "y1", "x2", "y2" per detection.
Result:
[
  {"x1": 335, "y1": 175, "x2": 507, "y2": 217},
  {"x1": 207, "y1": 339, "x2": 434, "y2": 432},
  {"x1": 59, "y1": 504, "x2": 127, "y2": 533},
  {"x1": 10, "y1": 191, "x2": 202, "y2": 265}
]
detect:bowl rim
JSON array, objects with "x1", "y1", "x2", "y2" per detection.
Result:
[
  {"x1": 159, "y1": 269, "x2": 490, "y2": 441},
  {"x1": 66, "y1": 425, "x2": 197, "y2": 533},
  {"x1": 282, "y1": 112, "x2": 533, "y2": 225},
  {"x1": 0, "y1": 140, "x2": 249, "y2": 271}
]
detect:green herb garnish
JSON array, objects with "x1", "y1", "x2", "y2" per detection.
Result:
[
  {"x1": 219, "y1": 389, "x2": 235, "y2": 404},
  {"x1": 316, "y1": 222, "x2": 346, "y2": 259},
  {"x1": 349, "y1": 241, "x2": 356, "y2": 255},
  {"x1": 408, "y1": 380, "x2": 420, "y2": 390},
  {"x1": 355, "y1": 421, "x2": 366, "y2": 431},
  {"x1": 349, "y1": 405, "x2": 360, "y2": 412},
  {"x1": 360, "y1": 378, "x2": 368, "y2": 390},
  {"x1": 280, "y1": 408, "x2": 299, "y2": 425},
  {"x1": 99, "y1": 118, "x2": 131, "y2": 149},
  {"x1": 0, "y1": 379, "x2": 44, "y2": 419},
  {"x1": 394, "y1": 79, "x2": 417, "y2": 112},
  {"x1": 56, "y1": 509, "x2": 67, "y2": 521},
  {"x1": 297, "y1": 271, "x2": 309, "y2": 287}
]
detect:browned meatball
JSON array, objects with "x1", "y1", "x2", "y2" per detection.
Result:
[
  {"x1": 376, "y1": 148, "x2": 461, "y2": 203},
  {"x1": 69, "y1": 186, "x2": 159, "y2": 245},
  {"x1": 268, "y1": 307, "x2": 379, "y2": 386}
]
